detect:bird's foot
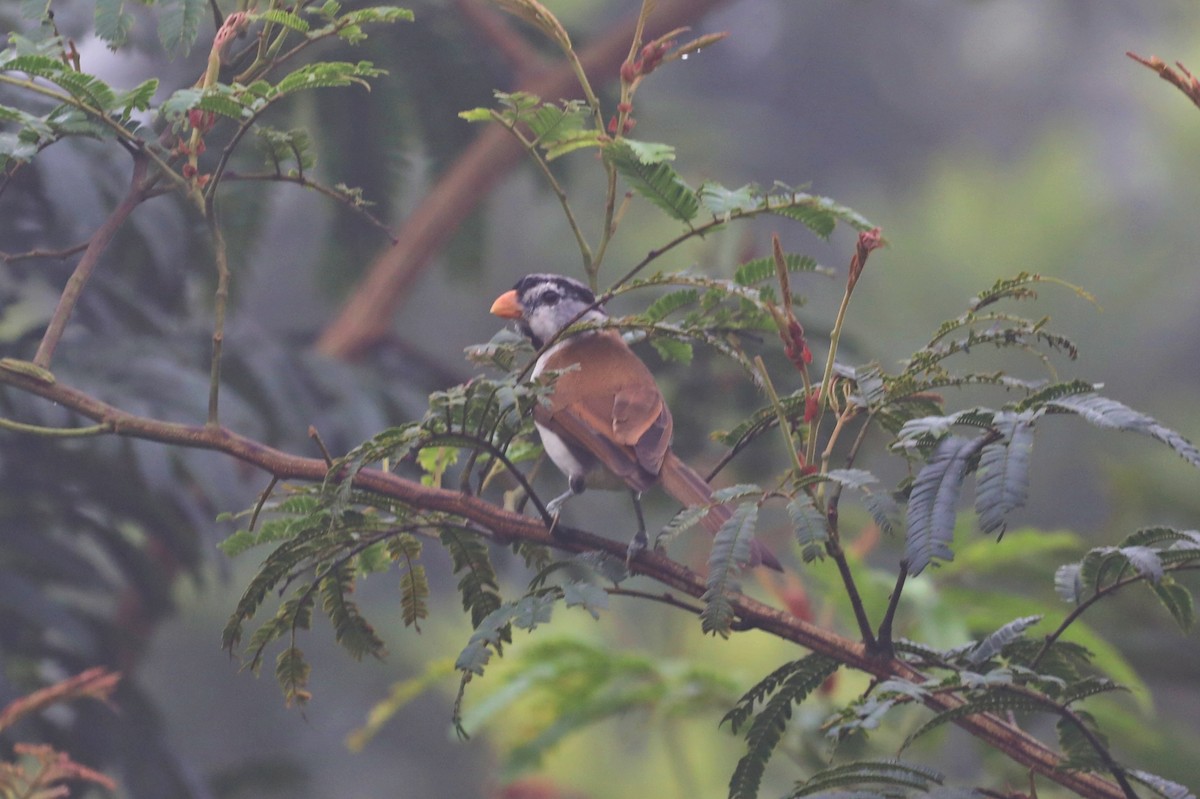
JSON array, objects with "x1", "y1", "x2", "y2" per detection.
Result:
[
  {"x1": 625, "y1": 529, "x2": 649, "y2": 569},
  {"x1": 543, "y1": 491, "x2": 574, "y2": 537}
]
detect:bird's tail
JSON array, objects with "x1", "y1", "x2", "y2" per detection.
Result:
[{"x1": 659, "y1": 452, "x2": 783, "y2": 571}]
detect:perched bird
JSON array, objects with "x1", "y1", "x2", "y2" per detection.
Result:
[{"x1": 490, "y1": 273, "x2": 781, "y2": 570}]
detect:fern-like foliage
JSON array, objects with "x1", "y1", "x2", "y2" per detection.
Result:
[
  {"x1": 702, "y1": 502, "x2": 758, "y2": 636},
  {"x1": 788, "y1": 494, "x2": 829, "y2": 563},
  {"x1": 461, "y1": 90, "x2": 602, "y2": 161},
  {"x1": 1054, "y1": 526, "x2": 1200, "y2": 631},
  {"x1": 604, "y1": 138, "x2": 700, "y2": 222},
  {"x1": 787, "y1": 760, "x2": 947, "y2": 799},
  {"x1": 1128, "y1": 770, "x2": 1198, "y2": 799},
  {"x1": 973, "y1": 412, "x2": 1035, "y2": 535},
  {"x1": 725, "y1": 654, "x2": 840, "y2": 799},
  {"x1": 904, "y1": 435, "x2": 984, "y2": 576},
  {"x1": 1044, "y1": 393, "x2": 1200, "y2": 468}
]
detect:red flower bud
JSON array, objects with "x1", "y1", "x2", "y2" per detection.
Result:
[
  {"x1": 620, "y1": 59, "x2": 639, "y2": 83},
  {"x1": 607, "y1": 115, "x2": 618, "y2": 134},
  {"x1": 639, "y1": 40, "x2": 673, "y2": 74},
  {"x1": 782, "y1": 318, "x2": 813, "y2": 369},
  {"x1": 848, "y1": 226, "x2": 884, "y2": 288},
  {"x1": 617, "y1": 101, "x2": 633, "y2": 114},
  {"x1": 803, "y1": 394, "x2": 820, "y2": 424}
]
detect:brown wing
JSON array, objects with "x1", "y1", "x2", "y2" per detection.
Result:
[{"x1": 535, "y1": 331, "x2": 672, "y2": 491}]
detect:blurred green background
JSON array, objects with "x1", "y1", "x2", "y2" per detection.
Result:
[{"x1": 3, "y1": 0, "x2": 1200, "y2": 797}]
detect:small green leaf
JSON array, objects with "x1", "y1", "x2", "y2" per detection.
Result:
[
  {"x1": 621, "y1": 138, "x2": 676, "y2": 163},
  {"x1": 975, "y1": 413, "x2": 1035, "y2": 535},
  {"x1": 95, "y1": 0, "x2": 135, "y2": 48},
  {"x1": 276, "y1": 646, "x2": 312, "y2": 707},
  {"x1": 260, "y1": 8, "x2": 310, "y2": 32},
  {"x1": 561, "y1": 582, "x2": 609, "y2": 619},
  {"x1": 217, "y1": 529, "x2": 258, "y2": 557},
  {"x1": 906, "y1": 435, "x2": 986, "y2": 576},
  {"x1": 459, "y1": 107, "x2": 494, "y2": 122},
  {"x1": 964, "y1": 615, "x2": 1042, "y2": 666},
  {"x1": 159, "y1": 0, "x2": 206, "y2": 57},
  {"x1": 699, "y1": 181, "x2": 756, "y2": 217},
  {"x1": 643, "y1": 288, "x2": 698, "y2": 321},
  {"x1": 604, "y1": 139, "x2": 699, "y2": 222},
  {"x1": 1150, "y1": 579, "x2": 1194, "y2": 631},
  {"x1": 650, "y1": 336, "x2": 693, "y2": 364},
  {"x1": 702, "y1": 503, "x2": 757, "y2": 636},
  {"x1": 734, "y1": 253, "x2": 825, "y2": 285},
  {"x1": 20, "y1": 0, "x2": 52, "y2": 20},
  {"x1": 787, "y1": 495, "x2": 828, "y2": 563},
  {"x1": 770, "y1": 192, "x2": 874, "y2": 239}
]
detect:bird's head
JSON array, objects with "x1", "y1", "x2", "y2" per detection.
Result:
[{"x1": 490, "y1": 273, "x2": 607, "y2": 348}]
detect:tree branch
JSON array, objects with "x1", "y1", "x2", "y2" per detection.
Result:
[
  {"x1": 32, "y1": 153, "x2": 150, "y2": 369},
  {"x1": 0, "y1": 366, "x2": 1128, "y2": 799}
]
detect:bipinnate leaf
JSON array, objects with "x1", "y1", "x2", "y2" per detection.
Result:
[
  {"x1": 702, "y1": 502, "x2": 757, "y2": 637},
  {"x1": 643, "y1": 288, "x2": 699, "y2": 322},
  {"x1": 1056, "y1": 710, "x2": 1108, "y2": 769},
  {"x1": 1054, "y1": 563, "x2": 1083, "y2": 604},
  {"x1": 769, "y1": 192, "x2": 874, "y2": 239},
  {"x1": 734, "y1": 253, "x2": 826, "y2": 285},
  {"x1": 721, "y1": 659, "x2": 818, "y2": 735},
  {"x1": 441, "y1": 528, "x2": 501, "y2": 628},
  {"x1": 700, "y1": 182, "x2": 757, "y2": 218},
  {"x1": 260, "y1": 8, "x2": 310, "y2": 33},
  {"x1": 787, "y1": 495, "x2": 828, "y2": 563},
  {"x1": 902, "y1": 691, "x2": 1047, "y2": 751},
  {"x1": 964, "y1": 615, "x2": 1042, "y2": 666},
  {"x1": 975, "y1": 413, "x2": 1034, "y2": 535},
  {"x1": 789, "y1": 760, "x2": 945, "y2": 798},
  {"x1": 905, "y1": 435, "x2": 986, "y2": 576},
  {"x1": 95, "y1": 0, "x2": 135, "y2": 48},
  {"x1": 1150, "y1": 579, "x2": 1194, "y2": 632},
  {"x1": 561, "y1": 582, "x2": 609, "y2": 619},
  {"x1": 1128, "y1": 769, "x2": 1198, "y2": 799},
  {"x1": 728, "y1": 654, "x2": 839, "y2": 799},
  {"x1": 159, "y1": 0, "x2": 206, "y2": 57},
  {"x1": 321, "y1": 561, "x2": 386, "y2": 660},
  {"x1": 276, "y1": 646, "x2": 312, "y2": 707},
  {"x1": 604, "y1": 139, "x2": 699, "y2": 222},
  {"x1": 390, "y1": 534, "x2": 428, "y2": 630},
  {"x1": 455, "y1": 594, "x2": 556, "y2": 676},
  {"x1": 1046, "y1": 393, "x2": 1200, "y2": 469}
]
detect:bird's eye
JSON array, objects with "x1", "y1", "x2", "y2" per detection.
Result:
[{"x1": 542, "y1": 290, "x2": 560, "y2": 305}]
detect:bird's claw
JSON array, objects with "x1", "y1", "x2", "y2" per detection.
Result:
[{"x1": 625, "y1": 530, "x2": 649, "y2": 569}]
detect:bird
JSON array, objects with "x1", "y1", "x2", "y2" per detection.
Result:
[{"x1": 490, "y1": 273, "x2": 782, "y2": 570}]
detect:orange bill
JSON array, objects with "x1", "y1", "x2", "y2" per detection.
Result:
[{"x1": 490, "y1": 289, "x2": 523, "y2": 319}]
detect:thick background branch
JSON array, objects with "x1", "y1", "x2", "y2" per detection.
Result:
[
  {"x1": 313, "y1": 0, "x2": 729, "y2": 359},
  {"x1": 0, "y1": 366, "x2": 1127, "y2": 799}
]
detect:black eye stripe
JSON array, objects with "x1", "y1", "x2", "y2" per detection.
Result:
[{"x1": 513, "y1": 274, "x2": 596, "y2": 307}]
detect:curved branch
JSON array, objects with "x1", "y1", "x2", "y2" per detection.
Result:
[{"x1": 0, "y1": 366, "x2": 1128, "y2": 799}]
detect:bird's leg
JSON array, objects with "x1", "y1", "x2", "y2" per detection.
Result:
[
  {"x1": 626, "y1": 490, "x2": 649, "y2": 565},
  {"x1": 544, "y1": 474, "x2": 585, "y2": 536}
]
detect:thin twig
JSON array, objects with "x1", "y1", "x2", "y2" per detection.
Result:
[
  {"x1": 0, "y1": 242, "x2": 89, "y2": 264},
  {"x1": 34, "y1": 153, "x2": 149, "y2": 369},
  {"x1": 223, "y1": 171, "x2": 399, "y2": 244}
]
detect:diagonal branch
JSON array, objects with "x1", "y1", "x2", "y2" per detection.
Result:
[
  {"x1": 314, "y1": 0, "x2": 731, "y2": 360},
  {"x1": 33, "y1": 153, "x2": 151, "y2": 369},
  {"x1": 0, "y1": 365, "x2": 1128, "y2": 799}
]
